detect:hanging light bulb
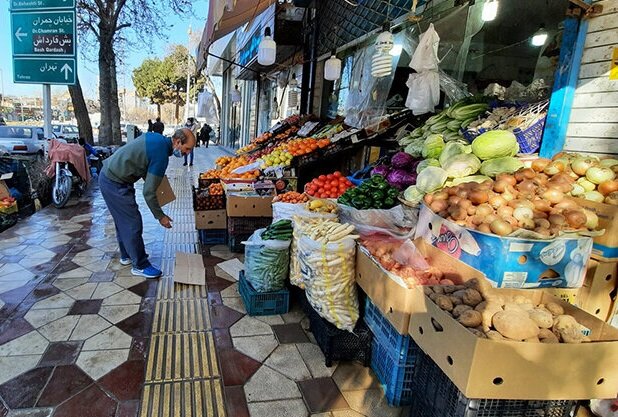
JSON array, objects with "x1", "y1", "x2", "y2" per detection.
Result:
[
  {"x1": 289, "y1": 73, "x2": 298, "y2": 89},
  {"x1": 230, "y1": 84, "x2": 241, "y2": 105},
  {"x1": 531, "y1": 25, "x2": 548, "y2": 47},
  {"x1": 324, "y1": 51, "x2": 342, "y2": 81},
  {"x1": 371, "y1": 24, "x2": 394, "y2": 78},
  {"x1": 287, "y1": 73, "x2": 299, "y2": 109},
  {"x1": 389, "y1": 44, "x2": 403, "y2": 57},
  {"x1": 481, "y1": 0, "x2": 499, "y2": 22},
  {"x1": 258, "y1": 27, "x2": 276, "y2": 66}
]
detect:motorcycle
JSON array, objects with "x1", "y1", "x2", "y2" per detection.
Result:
[{"x1": 45, "y1": 140, "x2": 92, "y2": 208}]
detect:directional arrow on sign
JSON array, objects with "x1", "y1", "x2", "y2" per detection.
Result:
[
  {"x1": 61, "y1": 63, "x2": 73, "y2": 80},
  {"x1": 14, "y1": 27, "x2": 27, "y2": 42}
]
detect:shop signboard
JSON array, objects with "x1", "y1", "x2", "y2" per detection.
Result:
[{"x1": 235, "y1": 3, "x2": 275, "y2": 72}]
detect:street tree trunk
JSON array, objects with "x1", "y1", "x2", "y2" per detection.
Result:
[
  {"x1": 68, "y1": 76, "x2": 94, "y2": 144},
  {"x1": 110, "y1": 54, "x2": 122, "y2": 144},
  {"x1": 157, "y1": 103, "x2": 161, "y2": 118},
  {"x1": 98, "y1": 35, "x2": 114, "y2": 146}
]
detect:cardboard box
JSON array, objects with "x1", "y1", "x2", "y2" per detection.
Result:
[
  {"x1": 0, "y1": 173, "x2": 12, "y2": 199},
  {"x1": 579, "y1": 260, "x2": 617, "y2": 322},
  {"x1": 226, "y1": 194, "x2": 273, "y2": 218},
  {"x1": 355, "y1": 241, "x2": 485, "y2": 335},
  {"x1": 415, "y1": 204, "x2": 593, "y2": 288},
  {"x1": 195, "y1": 209, "x2": 226, "y2": 230},
  {"x1": 156, "y1": 175, "x2": 175, "y2": 207},
  {"x1": 571, "y1": 198, "x2": 618, "y2": 262},
  {"x1": 406, "y1": 268, "x2": 618, "y2": 399}
]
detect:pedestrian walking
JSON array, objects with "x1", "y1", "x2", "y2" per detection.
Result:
[
  {"x1": 99, "y1": 128, "x2": 196, "y2": 278},
  {"x1": 199, "y1": 123, "x2": 212, "y2": 147},
  {"x1": 147, "y1": 119, "x2": 153, "y2": 132},
  {"x1": 183, "y1": 117, "x2": 199, "y2": 166},
  {"x1": 152, "y1": 117, "x2": 165, "y2": 134}
]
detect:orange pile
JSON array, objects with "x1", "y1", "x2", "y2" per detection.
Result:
[
  {"x1": 273, "y1": 192, "x2": 309, "y2": 204},
  {"x1": 284, "y1": 138, "x2": 331, "y2": 156},
  {"x1": 216, "y1": 156, "x2": 234, "y2": 168},
  {"x1": 200, "y1": 169, "x2": 222, "y2": 179},
  {"x1": 220, "y1": 156, "x2": 260, "y2": 180},
  {"x1": 209, "y1": 183, "x2": 224, "y2": 195}
]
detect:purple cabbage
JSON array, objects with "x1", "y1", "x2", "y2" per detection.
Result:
[
  {"x1": 371, "y1": 165, "x2": 391, "y2": 177},
  {"x1": 391, "y1": 151, "x2": 415, "y2": 169},
  {"x1": 386, "y1": 169, "x2": 417, "y2": 190}
]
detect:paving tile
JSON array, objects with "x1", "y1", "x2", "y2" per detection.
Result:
[
  {"x1": 0, "y1": 366, "x2": 53, "y2": 408},
  {"x1": 101, "y1": 290, "x2": 142, "y2": 306},
  {"x1": 52, "y1": 278, "x2": 90, "y2": 291},
  {"x1": 232, "y1": 334, "x2": 278, "y2": 363},
  {"x1": 333, "y1": 362, "x2": 380, "y2": 392},
  {"x1": 312, "y1": 414, "x2": 334, "y2": 417},
  {"x1": 244, "y1": 365, "x2": 302, "y2": 403},
  {"x1": 213, "y1": 329, "x2": 233, "y2": 349},
  {"x1": 112, "y1": 276, "x2": 145, "y2": 289},
  {"x1": 210, "y1": 305, "x2": 244, "y2": 329},
  {"x1": 36, "y1": 315, "x2": 80, "y2": 342},
  {"x1": 230, "y1": 316, "x2": 273, "y2": 338},
  {"x1": 38, "y1": 341, "x2": 82, "y2": 366},
  {"x1": 331, "y1": 411, "x2": 364, "y2": 417},
  {"x1": 98, "y1": 360, "x2": 145, "y2": 401},
  {"x1": 218, "y1": 348, "x2": 261, "y2": 386},
  {"x1": 70, "y1": 315, "x2": 111, "y2": 341},
  {"x1": 53, "y1": 384, "x2": 117, "y2": 417},
  {"x1": 299, "y1": 378, "x2": 349, "y2": 413},
  {"x1": 0, "y1": 355, "x2": 41, "y2": 385},
  {"x1": 272, "y1": 323, "x2": 310, "y2": 344},
  {"x1": 115, "y1": 312, "x2": 153, "y2": 338},
  {"x1": 222, "y1": 296, "x2": 247, "y2": 314},
  {"x1": 128, "y1": 337, "x2": 149, "y2": 361},
  {"x1": 82, "y1": 326, "x2": 132, "y2": 351},
  {"x1": 65, "y1": 283, "x2": 98, "y2": 300},
  {"x1": 68, "y1": 299, "x2": 103, "y2": 315},
  {"x1": 255, "y1": 314, "x2": 285, "y2": 325},
  {"x1": 30, "y1": 284, "x2": 61, "y2": 302},
  {"x1": 37, "y1": 365, "x2": 94, "y2": 407},
  {"x1": 265, "y1": 344, "x2": 312, "y2": 381},
  {"x1": 223, "y1": 385, "x2": 250, "y2": 417},
  {"x1": 31, "y1": 293, "x2": 75, "y2": 310},
  {"x1": 76, "y1": 349, "x2": 129, "y2": 380},
  {"x1": 297, "y1": 343, "x2": 336, "y2": 379},
  {"x1": 5, "y1": 407, "x2": 54, "y2": 416},
  {"x1": 205, "y1": 275, "x2": 235, "y2": 293},
  {"x1": 341, "y1": 389, "x2": 402, "y2": 417},
  {"x1": 98, "y1": 304, "x2": 140, "y2": 324},
  {"x1": 115, "y1": 400, "x2": 140, "y2": 417},
  {"x1": 220, "y1": 282, "x2": 239, "y2": 298},
  {"x1": 55, "y1": 266, "x2": 92, "y2": 279},
  {"x1": 91, "y1": 282, "x2": 124, "y2": 299},
  {"x1": 127, "y1": 280, "x2": 158, "y2": 298},
  {"x1": 0, "y1": 331, "x2": 49, "y2": 356},
  {"x1": 246, "y1": 399, "x2": 308, "y2": 417}
]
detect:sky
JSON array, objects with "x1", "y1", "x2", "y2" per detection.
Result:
[{"x1": 0, "y1": 0, "x2": 209, "y2": 99}]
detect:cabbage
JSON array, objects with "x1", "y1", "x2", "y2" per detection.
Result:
[
  {"x1": 422, "y1": 134, "x2": 445, "y2": 159},
  {"x1": 391, "y1": 152, "x2": 415, "y2": 169},
  {"x1": 387, "y1": 169, "x2": 417, "y2": 190},
  {"x1": 404, "y1": 138, "x2": 424, "y2": 158},
  {"x1": 403, "y1": 185, "x2": 424, "y2": 205},
  {"x1": 416, "y1": 166, "x2": 448, "y2": 193},
  {"x1": 442, "y1": 153, "x2": 481, "y2": 178},
  {"x1": 479, "y1": 157, "x2": 524, "y2": 177},
  {"x1": 471, "y1": 130, "x2": 520, "y2": 160},
  {"x1": 439, "y1": 141, "x2": 471, "y2": 167},
  {"x1": 450, "y1": 175, "x2": 492, "y2": 185},
  {"x1": 416, "y1": 158, "x2": 440, "y2": 174},
  {"x1": 371, "y1": 165, "x2": 390, "y2": 177}
]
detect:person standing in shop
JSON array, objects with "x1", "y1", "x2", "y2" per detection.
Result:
[
  {"x1": 152, "y1": 117, "x2": 165, "y2": 134},
  {"x1": 183, "y1": 117, "x2": 199, "y2": 166},
  {"x1": 99, "y1": 128, "x2": 196, "y2": 279}
]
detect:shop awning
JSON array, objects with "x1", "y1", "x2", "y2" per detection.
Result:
[
  {"x1": 197, "y1": 0, "x2": 276, "y2": 70},
  {"x1": 205, "y1": 32, "x2": 235, "y2": 76}
]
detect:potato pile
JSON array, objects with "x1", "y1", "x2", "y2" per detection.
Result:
[{"x1": 424, "y1": 279, "x2": 590, "y2": 344}]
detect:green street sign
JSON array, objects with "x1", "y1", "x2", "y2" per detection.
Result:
[
  {"x1": 13, "y1": 57, "x2": 76, "y2": 85},
  {"x1": 11, "y1": 11, "x2": 75, "y2": 56},
  {"x1": 10, "y1": 0, "x2": 75, "y2": 11}
]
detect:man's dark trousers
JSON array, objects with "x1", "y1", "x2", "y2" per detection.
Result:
[{"x1": 99, "y1": 171, "x2": 150, "y2": 269}]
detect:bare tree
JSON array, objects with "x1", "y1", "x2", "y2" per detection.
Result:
[
  {"x1": 68, "y1": 76, "x2": 94, "y2": 144},
  {"x1": 76, "y1": 0, "x2": 192, "y2": 145}
]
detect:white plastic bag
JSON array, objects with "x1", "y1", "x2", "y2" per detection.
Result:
[
  {"x1": 272, "y1": 202, "x2": 338, "y2": 223},
  {"x1": 410, "y1": 23, "x2": 440, "y2": 72},
  {"x1": 338, "y1": 204, "x2": 418, "y2": 239},
  {"x1": 298, "y1": 235, "x2": 359, "y2": 331},
  {"x1": 406, "y1": 23, "x2": 441, "y2": 115},
  {"x1": 243, "y1": 228, "x2": 291, "y2": 292}
]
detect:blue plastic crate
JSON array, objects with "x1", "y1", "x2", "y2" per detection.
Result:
[
  {"x1": 239, "y1": 270, "x2": 290, "y2": 316},
  {"x1": 371, "y1": 336, "x2": 419, "y2": 407},
  {"x1": 364, "y1": 297, "x2": 414, "y2": 366},
  {"x1": 198, "y1": 229, "x2": 227, "y2": 245}
]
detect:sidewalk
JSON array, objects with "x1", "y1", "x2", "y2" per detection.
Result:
[{"x1": 0, "y1": 146, "x2": 407, "y2": 417}]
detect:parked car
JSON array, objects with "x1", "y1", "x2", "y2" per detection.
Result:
[
  {"x1": 52, "y1": 124, "x2": 79, "y2": 143},
  {"x1": 0, "y1": 125, "x2": 49, "y2": 156}
]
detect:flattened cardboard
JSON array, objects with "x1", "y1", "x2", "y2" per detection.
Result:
[
  {"x1": 406, "y1": 245, "x2": 618, "y2": 399},
  {"x1": 572, "y1": 197, "x2": 618, "y2": 261},
  {"x1": 195, "y1": 209, "x2": 226, "y2": 230},
  {"x1": 579, "y1": 259, "x2": 617, "y2": 322},
  {"x1": 156, "y1": 176, "x2": 176, "y2": 207},
  {"x1": 226, "y1": 194, "x2": 273, "y2": 217},
  {"x1": 216, "y1": 258, "x2": 244, "y2": 281},
  {"x1": 173, "y1": 252, "x2": 205, "y2": 286}
]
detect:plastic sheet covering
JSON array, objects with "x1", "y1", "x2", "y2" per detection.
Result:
[{"x1": 243, "y1": 228, "x2": 291, "y2": 292}]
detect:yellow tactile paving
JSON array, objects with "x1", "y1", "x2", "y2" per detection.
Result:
[
  {"x1": 152, "y1": 298, "x2": 211, "y2": 333},
  {"x1": 156, "y1": 277, "x2": 210, "y2": 300},
  {"x1": 140, "y1": 379, "x2": 226, "y2": 417}
]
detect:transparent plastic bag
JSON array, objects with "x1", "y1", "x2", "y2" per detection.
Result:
[
  {"x1": 338, "y1": 204, "x2": 418, "y2": 239},
  {"x1": 298, "y1": 235, "x2": 359, "y2": 331},
  {"x1": 272, "y1": 202, "x2": 338, "y2": 223},
  {"x1": 243, "y1": 228, "x2": 291, "y2": 292}
]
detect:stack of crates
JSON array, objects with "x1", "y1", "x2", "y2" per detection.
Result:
[
  {"x1": 364, "y1": 297, "x2": 420, "y2": 407},
  {"x1": 227, "y1": 216, "x2": 272, "y2": 253},
  {"x1": 193, "y1": 179, "x2": 227, "y2": 246}
]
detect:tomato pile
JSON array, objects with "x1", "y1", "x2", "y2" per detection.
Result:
[{"x1": 305, "y1": 171, "x2": 354, "y2": 199}]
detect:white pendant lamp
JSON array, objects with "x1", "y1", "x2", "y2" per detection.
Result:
[
  {"x1": 372, "y1": 25, "x2": 394, "y2": 78},
  {"x1": 389, "y1": 44, "x2": 403, "y2": 57},
  {"x1": 270, "y1": 97, "x2": 279, "y2": 119},
  {"x1": 230, "y1": 84, "x2": 241, "y2": 105},
  {"x1": 324, "y1": 51, "x2": 342, "y2": 81},
  {"x1": 258, "y1": 27, "x2": 277, "y2": 66},
  {"x1": 531, "y1": 25, "x2": 548, "y2": 47},
  {"x1": 481, "y1": 0, "x2": 499, "y2": 22},
  {"x1": 288, "y1": 73, "x2": 299, "y2": 108}
]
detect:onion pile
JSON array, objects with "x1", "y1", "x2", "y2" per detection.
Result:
[
  {"x1": 540, "y1": 153, "x2": 618, "y2": 206},
  {"x1": 424, "y1": 167, "x2": 599, "y2": 237}
]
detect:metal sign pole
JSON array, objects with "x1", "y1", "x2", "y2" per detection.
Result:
[{"x1": 43, "y1": 84, "x2": 52, "y2": 138}]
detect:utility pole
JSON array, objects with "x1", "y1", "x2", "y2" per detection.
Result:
[{"x1": 184, "y1": 24, "x2": 192, "y2": 122}]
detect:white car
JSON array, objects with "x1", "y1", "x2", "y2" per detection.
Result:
[{"x1": 52, "y1": 124, "x2": 79, "y2": 143}]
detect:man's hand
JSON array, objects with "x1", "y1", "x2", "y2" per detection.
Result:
[{"x1": 159, "y1": 215, "x2": 173, "y2": 229}]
